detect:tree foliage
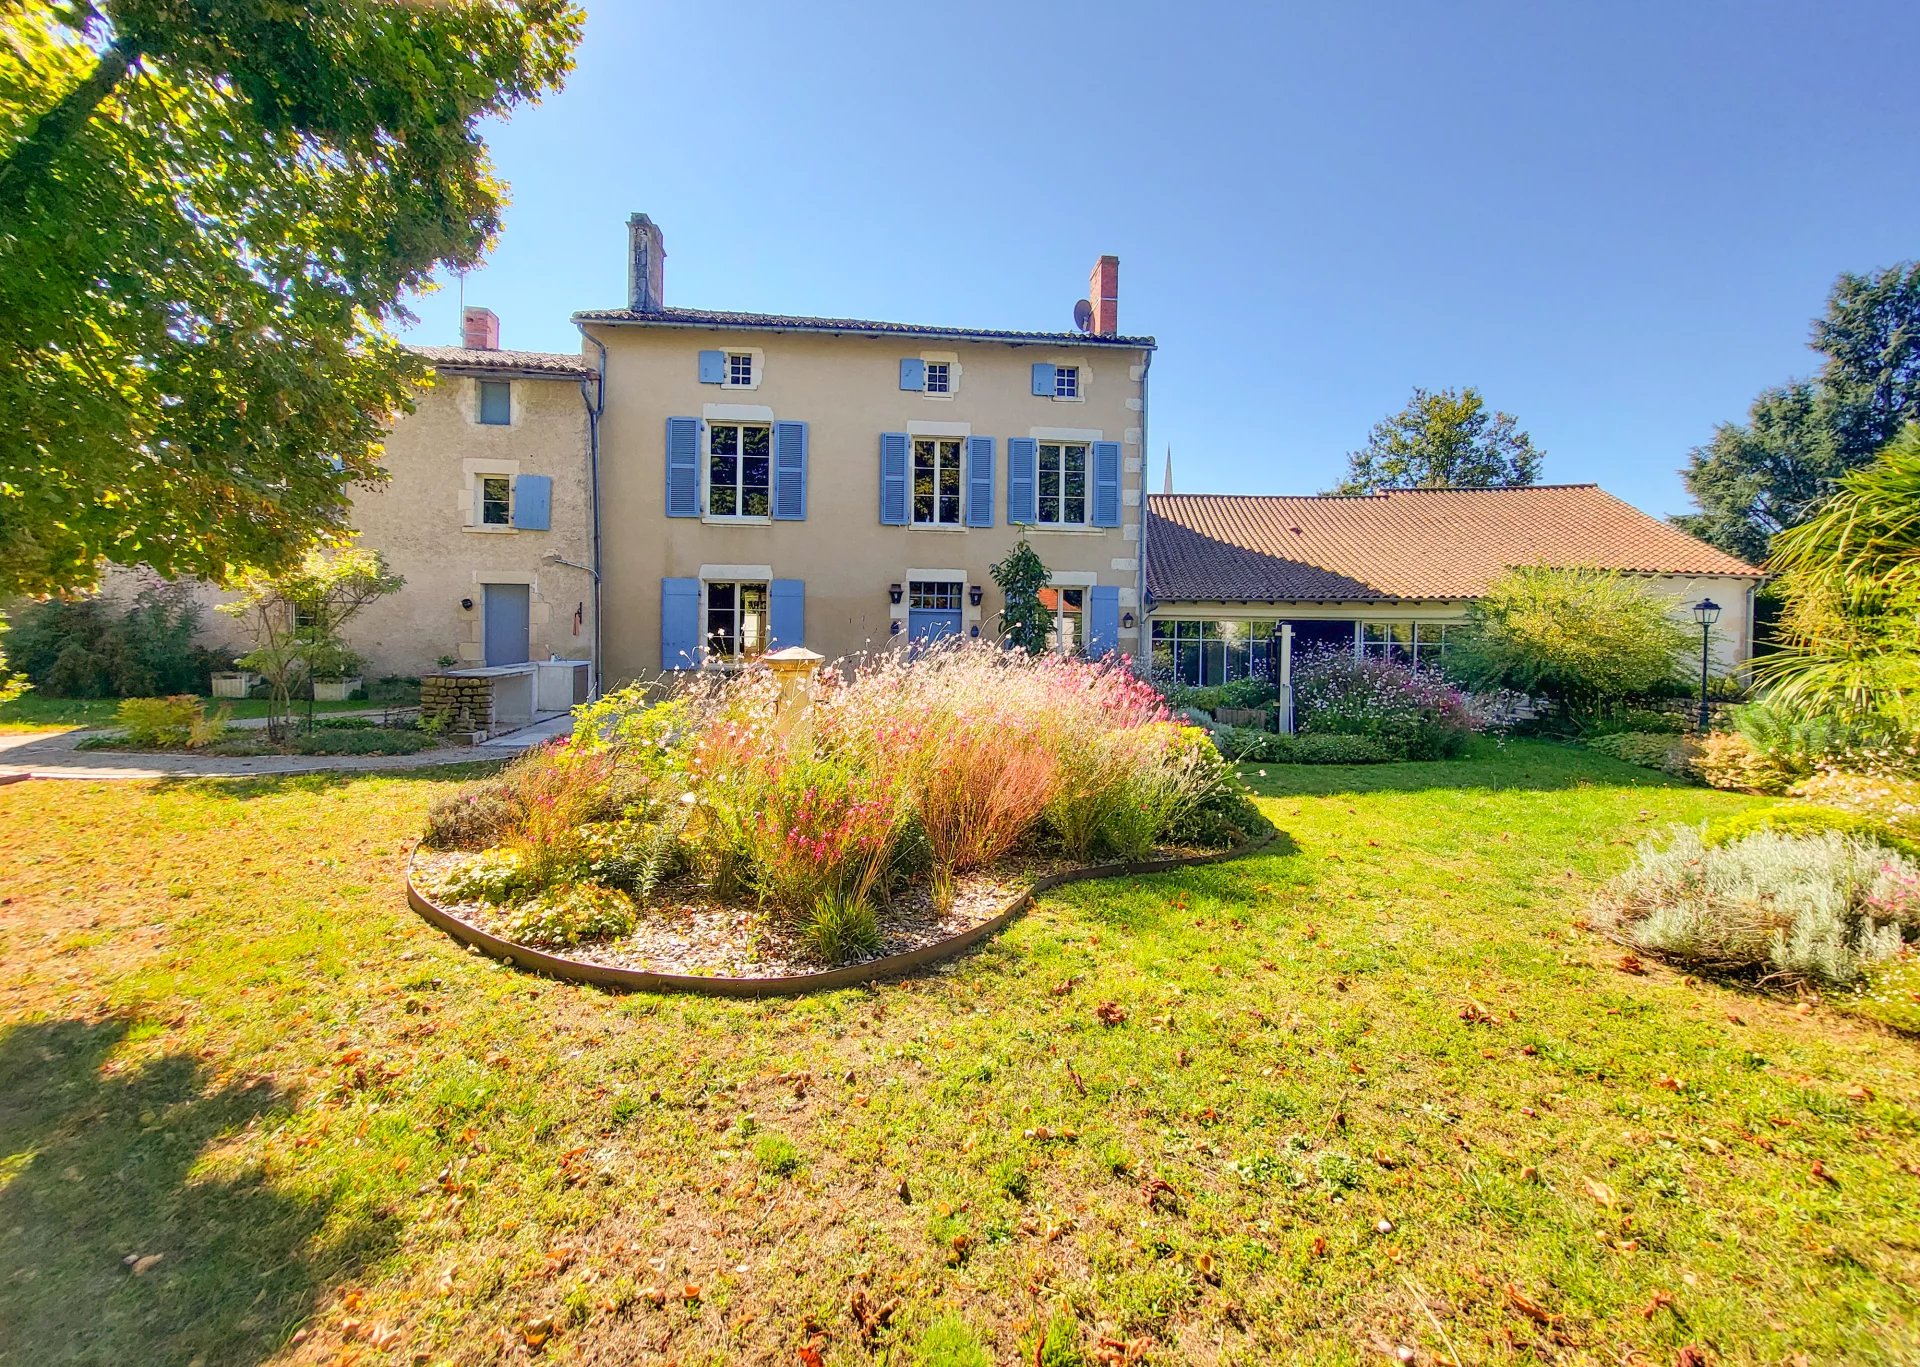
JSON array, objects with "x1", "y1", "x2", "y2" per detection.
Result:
[
  {"x1": 1336, "y1": 387, "x2": 1543, "y2": 494},
  {"x1": 990, "y1": 538, "x2": 1052, "y2": 655},
  {"x1": 1676, "y1": 263, "x2": 1920, "y2": 562},
  {"x1": 1757, "y1": 424, "x2": 1920, "y2": 730},
  {"x1": 1445, "y1": 566, "x2": 1690, "y2": 717},
  {"x1": 218, "y1": 544, "x2": 401, "y2": 736},
  {"x1": 0, "y1": 0, "x2": 582, "y2": 597}
]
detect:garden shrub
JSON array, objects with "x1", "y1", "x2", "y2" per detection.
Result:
[
  {"x1": 115, "y1": 694, "x2": 226, "y2": 748},
  {"x1": 7, "y1": 585, "x2": 225, "y2": 698},
  {"x1": 1587, "y1": 731, "x2": 1701, "y2": 777},
  {"x1": 1291, "y1": 647, "x2": 1475, "y2": 759},
  {"x1": 433, "y1": 850, "x2": 529, "y2": 905},
  {"x1": 914, "y1": 713, "x2": 1060, "y2": 880},
  {"x1": 799, "y1": 892, "x2": 882, "y2": 964},
  {"x1": 499, "y1": 882, "x2": 636, "y2": 948},
  {"x1": 1790, "y1": 771, "x2": 1920, "y2": 838},
  {"x1": 424, "y1": 784, "x2": 520, "y2": 850},
  {"x1": 1595, "y1": 826, "x2": 1919, "y2": 987},
  {"x1": 1578, "y1": 708, "x2": 1687, "y2": 738},
  {"x1": 1217, "y1": 729, "x2": 1396, "y2": 764},
  {"x1": 1691, "y1": 731, "x2": 1792, "y2": 793},
  {"x1": 1704, "y1": 804, "x2": 1920, "y2": 861}
]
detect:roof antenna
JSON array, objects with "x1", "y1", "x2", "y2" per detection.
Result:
[
  {"x1": 455, "y1": 267, "x2": 467, "y2": 342},
  {"x1": 1162, "y1": 446, "x2": 1174, "y2": 496}
]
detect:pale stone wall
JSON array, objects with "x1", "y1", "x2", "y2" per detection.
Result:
[
  {"x1": 99, "y1": 364, "x2": 595, "y2": 682},
  {"x1": 581, "y1": 323, "x2": 1152, "y2": 683}
]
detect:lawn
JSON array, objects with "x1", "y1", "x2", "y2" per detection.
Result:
[
  {"x1": 2, "y1": 741, "x2": 1916, "y2": 1365},
  {"x1": 0, "y1": 694, "x2": 374, "y2": 733}
]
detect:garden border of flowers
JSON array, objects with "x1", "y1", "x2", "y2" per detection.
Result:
[{"x1": 404, "y1": 827, "x2": 1279, "y2": 998}]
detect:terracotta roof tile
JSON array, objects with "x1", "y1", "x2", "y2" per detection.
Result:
[
  {"x1": 1145, "y1": 486, "x2": 1763, "y2": 603},
  {"x1": 411, "y1": 344, "x2": 595, "y2": 377},
  {"x1": 571, "y1": 304, "x2": 1154, "y2": 349}
]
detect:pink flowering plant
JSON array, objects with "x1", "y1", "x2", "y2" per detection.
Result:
[{"x1": 1291, "y1": 646, "x2": 1481, "y2": 760}]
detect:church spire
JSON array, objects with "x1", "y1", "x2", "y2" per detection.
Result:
[{"x1": 1162, "y1": 446, "x2": 1174, "y2": 496}]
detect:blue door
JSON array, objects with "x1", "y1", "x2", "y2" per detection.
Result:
[
  {"x1": 483, "y1": 583, "x2": 531, "y2": 665},
  {"x1": 906, "y1": 580, "x2": 963, "y2": 643}
]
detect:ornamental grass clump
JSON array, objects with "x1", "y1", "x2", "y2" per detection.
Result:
[{"x1": 1595, "y1": 825, "x2": 1920, "y2": 987}]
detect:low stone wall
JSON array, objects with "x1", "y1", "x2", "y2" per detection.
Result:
[{"x1": 420, "y1": 673, "x2": 493, "y2": 733}]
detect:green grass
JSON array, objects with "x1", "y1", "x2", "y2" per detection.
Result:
[
  {"x1": 2, "y1": 742, "x2": 1917, "y2": 1365},
  {"x1": 0, "y1": 693, "x2": 372, "y2": 733}
]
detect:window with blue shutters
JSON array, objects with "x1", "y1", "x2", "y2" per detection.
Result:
[
  {"x1": 1007, "y1": 438, "x2": 1037, "y2": 524},
  {"x1": 1091, "y1": 441, "x2": 1121, "y2": 527},
  {"x1": 772, "y1": 421, "x2": 808, "y2": 520},
  {"x1": 879, "y1": 432, "x2": 910, "y2": 525},
  {"x1": 1087, "y1": 585, "x2": 1121, "y2": 658},
  {"x1": 660, "y1": 578, "x2": 700, "y2": 668},
  {"x1": 1030, "y1": 362, "x2": 1056, "y2": 397},
  {"x1": 965, "y1": 435, "x2": 994, "y2": 528},
  {"x1": 769, "y1": 579, "x2": 805, "y2": 649},
  {"x1": 665, "y1": 417, "x2": 700, "y2": 516},
  {"x1": 899, "y1": 357, "x2": 926, "y2": 391},
  {"x1": 697, "y1": 350, "x2": 726, "y2": 384},
  {"x1": 511, "y1": 474, "x2": 551, "y2": 530}
]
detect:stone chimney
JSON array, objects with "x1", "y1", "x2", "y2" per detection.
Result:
[
  {"x1": 462, "y1": 306, "x2": 499, "y2": 350},
  {"x1": 628, "y1": 212, "x2": 665, "y2": 312},
  {"x1": 1087, "y1": 255, "x2": 1119, "y2": 335}
]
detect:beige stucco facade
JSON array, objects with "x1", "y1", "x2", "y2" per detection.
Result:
[
  {"x1": 1148, "y1": 570, "x2": 1759, "y2": 677},
  {"x1": 580, "y1": 321, "x2": 1152, "y2": 684}
]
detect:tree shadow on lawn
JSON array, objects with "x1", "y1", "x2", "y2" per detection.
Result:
[
  {"x1": 1238, "y1": 738, "x2": 1705, "y2": 801},
  {"x1": 0, "y1": 1017, "x2": 395, "y2": 1365},
  {"x1": 150, "y1": 761, "x2": 505, "y2": 803}
]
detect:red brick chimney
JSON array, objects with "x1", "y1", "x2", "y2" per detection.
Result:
[
  {"x1": 462, "y1": 306, "x2": 500, "y2": 350},
  {"x1": 1087, "y1": 255, "x2": 1119, "y2": 335}
]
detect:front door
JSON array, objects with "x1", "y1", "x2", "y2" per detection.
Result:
[
  {"x1": 906, "y1": 580, "x2": 963, "y2": 643},
  {"x1": 483, "y1": 584, "x2": 531, "y2": 666}
]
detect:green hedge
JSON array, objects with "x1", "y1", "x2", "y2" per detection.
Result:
[
  {"x1": 1217, "y1": 727, "x2": 1396, "y2": 765},
  {"x1": 1703, "y1": 804, "x2": 1920, "y2": 861}
]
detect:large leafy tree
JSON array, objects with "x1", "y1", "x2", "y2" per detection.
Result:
[
  {"x1": 1676, "y1": 263, "x2": 1920, "y2": 563},
  {"x1": 1757, "y1": 424, "x2": 1920, "y2": 730},
  {"x1": 1335, "y1": 386, "x2": 1543, "y2": 494},
  {"x1": 0, "y1": 0, "x2": 582, "y2": 598}
]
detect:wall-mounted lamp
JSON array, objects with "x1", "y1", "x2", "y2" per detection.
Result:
[
  {"x1": 889, "y1": 619, "x2": 902, "y2": 635},
  {"x1": 1121, "y1": 611, "x2": 1135, "y2": 630},
  {"x1": 888, "y1": 583, "x2": 903, "y2": 605},
  {"x1": 968, "y1": 584, "x2": 984, "y2": 607},
  {"x1": 460, "y1": 597, "x2": 474, "y2": 612},
  {"x1": 970, "y1": 624, "x2": 980, "y2": 638}
]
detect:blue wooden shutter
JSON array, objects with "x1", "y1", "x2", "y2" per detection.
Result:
[
  {"x1": 899, "y1": 358, "x2": 926, "y2": 391},
  {"x1": 773, "y1": 421, "x2": 808, "y2": 520},
  {"x1": 511, "y1": 474, "x2": 551, "y2": 530},
  {"x1": 1031, "y1": 362, "x2": 1056, "y2": 397},
  {"x1": 661, "y1": 578, "x2": 700, "y2": 668},
  {"x1": 697, "y1": 350, "x2": 726, "y2": 384},
  {"x1": 966, "y1": 436, "x2": 994, "y2": 528},
  {"x1": 478, "y1": 380, "x2": 512, "y2": 425},
  {"x1": 1007, "y1": 437, "x2": 1038, "y2": 523},
  {"x1": 1091, "y1": 440, "x2": 1122, "y2": 527},
  {"x1": 1087, "y1": 585, "x2": 1121, "y2": 658},
  {"x1": 769, "y1": 579, "x2": 805, "y2": 649},
  {"x1": 879, "y1": 432, "x2": 909, "y2": 525},
  {"x1": 665, "y1": 417, "x2": 700, "y2": 516}
]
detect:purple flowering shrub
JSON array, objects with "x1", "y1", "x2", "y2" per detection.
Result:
[{"x1": 1291, "y1": 647, "x2": 1479, "y2": 760}]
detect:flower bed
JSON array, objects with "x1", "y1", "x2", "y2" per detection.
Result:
[{"x1": 412, "y1": 642, "x2": 1272, "y2": 981}]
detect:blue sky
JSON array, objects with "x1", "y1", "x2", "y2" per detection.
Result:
[{"x1": 398, "y1": 1, "x2": 1920, "y2": 519}]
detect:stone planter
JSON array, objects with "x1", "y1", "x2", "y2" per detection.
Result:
[
  {"x1": 210, "y1": 671, "x2": 256, "y2": 699},
  {"x1": 312, "y1": 676, "x2": 363, "y2": 702}
]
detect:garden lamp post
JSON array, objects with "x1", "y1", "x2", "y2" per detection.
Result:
[{"x1": 1692, "y1": 598, "x2": 1720, "y2": 731}]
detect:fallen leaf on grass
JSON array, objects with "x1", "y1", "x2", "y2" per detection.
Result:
[
  {"x1": 1616, "y1": 953, "x2": 1647, "y2": 975},
  {"x1": 1095, "y1": 1001, "x2": 1127, "y2": 1027},
  {"x1": 849, "y1": 1288, "x2": 896, "y2": 1342},
  {"x1": 1846, "y1": 1084, "x2": 1874, "y2": 1104},
  {"x1": 797, "y1": 1337, "x2": 826, "y2": 1367},
  {"x1": 1583, "y1": 1176, "x2": 1617, "y2": 1208},
  {"x1": 1504, "y1": 1283, "x2": 1559, "y2": 1326},
  {"x1": 1810, "y1": 1160, "x2": 1839, "y2": 1187},
  {"x1": 1676, "y1": 1347, "x2": 1711, "y2": 1367},
  {"x1": 520, "y1": 1317, "x2": 554, "y2": 1350},
  {"x1": 1641, "y1": 1290, "x2": 1676, "y2": 1319}
]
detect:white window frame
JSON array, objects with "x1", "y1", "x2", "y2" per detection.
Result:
[
  {"x1": 1035, "y1": 440, "x2": 1091, "y2": 527},
  {"x1": 703, "y1": 419, "x2": 773, "y2": 522},
  {"x1": 1053, "y1": 365, "x2": 1080, "y2": 400},
  {"x1": 925, "y1": 361, "x2": 951, "y2": 395},
  {"x1": 704, "y1": 579, "x2": 770, "y2": 662},
  {"x1": 908, "y1": 579, "x2": 963, "y2": 612},
  {"x1": 1359, "y1": 620, "x2": 1456, "y2": 668},
  {"x1": 477, "y1": 473, "x2": 513, "y2": 528},
  {"x1": 1044, "y1": 582, "x2": 1087, "y2": 656},
  {"x1": 911, "y1": 435, "x2": 964, "y2": 527},
  {"x1": 725, "y1": 352, "x2": 756, "y2": 388}
]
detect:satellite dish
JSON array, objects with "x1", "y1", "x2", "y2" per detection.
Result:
[{"x1": 1072, "y1": 298, "x2": 1093, "y2": 332}]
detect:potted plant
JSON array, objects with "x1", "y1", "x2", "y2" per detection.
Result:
[{"x1": 307, "y1": 641, "x2": 366, "y2": 702}]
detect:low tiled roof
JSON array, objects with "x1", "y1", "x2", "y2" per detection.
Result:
[
  {"x1": 571, "y1": 304, "x2": 1154, "y2": 350},
  {"x1": 411, "y1": 345, "x2": 595, "y2": 377},
  {"x1": 1145, "y1": 486, "x2": 1764, "y2": 603}
]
